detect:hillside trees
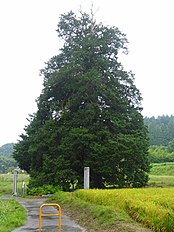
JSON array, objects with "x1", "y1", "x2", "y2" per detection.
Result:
[
  {"x1": 0, "y1": 143, "x2": 15, "y2": 156},
  {"x1": 14, "y1": 11, "x2": 149, "y2": 189},
  {"x1": 144, "y1": 115, "x2": 174, "y2": 163},
  {"x1": 0, "y1": 143, "x2": 17, "y2": 173},
  {"x1": 144, "y1": 115, "x2": 174, "y2": 146}
]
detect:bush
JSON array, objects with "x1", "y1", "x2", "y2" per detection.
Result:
[{"x1": 27, "y1": 184, "x2": 61, "y2": 196}]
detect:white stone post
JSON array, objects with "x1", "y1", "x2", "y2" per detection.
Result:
[
  {"x1": 22, "y1": 180, "x2": 25, "y2": 195},
  {"x1": 13, "y1": 169, "x2": 18, "y2": 196},
  {"x1": 84, "y1": 167, "x2": 90, "y2": 189}
]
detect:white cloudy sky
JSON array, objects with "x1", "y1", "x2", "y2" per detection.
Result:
[{"x1": 0, "y1": 0, "x2": 174, "y2": 146}]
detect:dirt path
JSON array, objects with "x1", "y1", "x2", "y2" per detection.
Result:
[{"x1": 2, "y1": 195, "x2": 86, "y2": 232}]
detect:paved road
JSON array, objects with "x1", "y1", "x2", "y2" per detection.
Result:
[{"x1": 2, "y1": 195, "x2": 86, "y2": 232}]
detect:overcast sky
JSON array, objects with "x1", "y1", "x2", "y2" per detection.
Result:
[{"x1": 0, "y1": 0, "x2": 174, "y2": 146}]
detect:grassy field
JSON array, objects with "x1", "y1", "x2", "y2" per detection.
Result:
[
  {"x1": 0, "y1": 199, "x2": 26, "y2": 232},
  {"x1": 148, "y1": 162, "x2": 174, "y2": 187},
  {"x1": 0, "y1": 174, "x2": 29, "y2": 232},
  {"x1": 150, "y1": 162, "x2": 174, "y2": 176},
  {"x1": 0, "y1": 173, "x2": 29, "y2": 196}
]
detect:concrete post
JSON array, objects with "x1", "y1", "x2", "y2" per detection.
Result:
[
  {"x1": 13, "y1": 169, "x2": 18, "y2": 196},
  {"x1": 84, "y1": 167, "x2": 90, "y2": 189},
  {"x1": 22, "y1": 180, "x2": 25, "y2": 195}
]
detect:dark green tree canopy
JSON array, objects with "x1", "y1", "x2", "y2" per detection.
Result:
[{"x1": 14, "y1": 11, "x2": 149, "y2": 189}]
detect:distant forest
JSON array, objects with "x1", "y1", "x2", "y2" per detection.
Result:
[
  {"x1": 144, "y1": 115, "x2": 174, "y2": 146},
  {"x1": 0, "y1": 143, "x2": 17, "y2": 173},
  {"x1": 144, "y1": 115, "x2": 174, "y2": 163}
]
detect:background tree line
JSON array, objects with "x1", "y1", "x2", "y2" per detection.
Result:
[
  {"x1": 144, "y1": 115, "x2": 174, "y2": 163},
  {"x1": 0, "y1": 143, "x2": 17, "y2": 173}
]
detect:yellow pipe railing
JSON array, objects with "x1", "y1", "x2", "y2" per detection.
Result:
[{"x1": 38, "y1": 203, "x2": 62, "y2": 231}]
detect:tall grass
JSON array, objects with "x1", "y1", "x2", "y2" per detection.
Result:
[{"x1": 0, "y1": 199, "x2": 26, "y2": 232}]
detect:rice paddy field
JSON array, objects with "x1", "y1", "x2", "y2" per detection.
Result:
[
  {"x1": 67, "y1": 188, "x2": 174, "y2": 231},
  {"x1": 49, "y1": 164, "x2": 174, "y2": 232}
]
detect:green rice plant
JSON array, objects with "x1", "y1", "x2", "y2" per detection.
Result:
[{"x1": 0, "y1": 199, "x2": 26, "y2": 232}]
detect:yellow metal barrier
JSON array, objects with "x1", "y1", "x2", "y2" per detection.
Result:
[{"x1": 38, "y1": 203, "x2": 62, "y2": 231}]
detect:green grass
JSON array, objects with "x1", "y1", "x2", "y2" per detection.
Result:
[
  {"x1": 150, "y1": 162, "x2": 174, "y2": 176},
  {"x1": 148, "y1": 162, "x2": 174, "y2": 187},
  {"x1": 0, "y1": 174, "x2": 29, "y2": 195},
  {"x1": 148, "y1": 175, "x2": 174, "y2": 187},
  {"x1": 0, "y1": 199, "x2": 26, "y2": 232},
  {"x1": 0, "y1": 174, "x2": 29, "y2": 231}
]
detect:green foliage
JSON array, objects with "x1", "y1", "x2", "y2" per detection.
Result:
[
  {"x1": 14, "y1": 10, "x2": 149, "y2": 190},
  {"x1": 148, "y1": 145, "x2": 174, "y2": 163},
  {"x1": 144, "y1": 115, "x2": 174, "y2": 146},
  {"x1": 0, "y1": 199, "x2": 26, "y2": 232},
  {"x1": 0, "y1": 156, "x2": 17, "y2": 173},
  {"x1": 27, "y1": 184, "x2": 61, "y2": 196},
  {"x1": 13, "y1": 134, "x2": 31, "y2": 173},
  {"x1": 167, "y1": 139, "x2": 174, "y2": 152}
]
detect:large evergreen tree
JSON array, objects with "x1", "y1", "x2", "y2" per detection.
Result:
[{"x1": 14, "y1": 11, "x2": 149, "y2": 189}]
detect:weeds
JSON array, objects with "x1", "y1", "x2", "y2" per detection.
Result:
[{"x1": 0, "y1": 199, "x2": 26, "y2": 232}]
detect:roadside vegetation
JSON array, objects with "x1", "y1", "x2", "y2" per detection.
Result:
[
  {"x1": 0, "y1": 199, "x2": 26, "y2": 232},
  {"x1": 0, "y1": 174, "x2": 29, "y2": 232}
]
